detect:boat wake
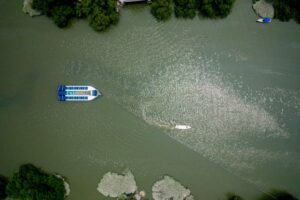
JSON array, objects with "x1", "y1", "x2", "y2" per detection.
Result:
[{"x1": 141, "y1": 105, "x2": 191, "y2": 130}]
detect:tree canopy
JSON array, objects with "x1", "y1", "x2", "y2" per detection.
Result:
[
  {"x1": 150, "y1": 0, "x2": 236, "y2": 21},
  {"x1": 226, "y1": 192, "x2": 244, "y2": 200},
  {"x1": 150, "y1": 0, "x2": 173, "y2": 21},
  {"x1": 257, "y1": 189, "x2": 298, "y2": 200},
  {"x1": 5, "y1": 164, "x2": 66, "y2": 200},
  {"x1": 273, "y1": 0, "x2": 300, "y2": 23},
  {"x1": 0, "y1": 175, "x2": 8, "y2": 200},
  {"x1": 32, "y1": 0, "x2": 119, "y2": 31},
  {"x1": 32, "y1": 0, "x2": 75, "y2": 27},
  {"x1": 174, "y1": 0, "x2": 196, "y2": 19},
  {"x1": 198, "y1": 0, "x2": 235, "y2": 18}
]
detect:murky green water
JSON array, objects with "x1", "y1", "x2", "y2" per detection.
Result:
[{"x1": 0, "y1": 0, "x2": 299, "y2": 199}]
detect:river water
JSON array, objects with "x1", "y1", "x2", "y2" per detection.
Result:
[{"x1": 0, "y1": 0, "x2": 299, "y2": 199}]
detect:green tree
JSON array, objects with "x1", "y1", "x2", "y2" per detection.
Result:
[
  {"x1": 6, "y1": 164, "x2": 66, "y2": 200},
  {"x1": 151, "y1": 0, "x2": 173, "y2": 21},
  {"x1": 88, "y1": 7, "x2": 111, "y2": 31},
  {"x1": 75, "y1": 0, "x2": 93, "y2": 18},
  {"x1": 76, "y1": 0, "x2": 119, "y2": 31},
  {"x1": 273, "y1": 0, "x2": 294, "y2": 21},
  {"x1": 257, "y1": 189, "x2": 298, "y2": 200},
  {"x1": 32, "y1": 0, "x2": 55, "y2": 16},
  {"x1": 226, "y1": 192, "x2": 244, "y2": 200},
  {"x1": 272, "y1": 0, "x2": 300, "y2": 23},
  {"x1": 174, "y1": 0, "x2": 196, "y2": 18},
  {"x1": 0, "y1": 175, "x2": 8, "y2": 200},
  {"x1": 295, "y1": 0, "x2": 300, "y2": 23},
  {"x1": 198, "y1": 0, "x2": 235, "y2": 18},
  {"x1": 51, "y1": 5, "x2": 74, "y2": 28},
  {"x1": 32, "y1": 0, "x2": 119, "y2": 31},
  {"x1": 32, "y1": 0, "x2": 75, "y2": 27}
]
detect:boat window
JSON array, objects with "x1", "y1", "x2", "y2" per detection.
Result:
[{"x1": 92, "y1": 90, "x2": 97, "y2": 96}]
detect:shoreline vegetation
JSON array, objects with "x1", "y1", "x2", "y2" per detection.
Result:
[
  {"x1": 0, "y1": 164, "x2": 299, "y2": 200},
  {"x1": 24, "y1": 0, "x2": 237, "y2": 31},
  {"x1": 31, "y1": 0, "x2": 119, "y2": 30},
  {"x1": 0, "y1": 164, "x2": 69, "y2": 200},
  {"x1": 23, "y1": 0, "x2": 299, "y2": 32}
]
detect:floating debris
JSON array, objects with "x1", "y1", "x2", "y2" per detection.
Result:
[
  {"x1": 97, "y1": 170, "x2": 137, "y2": 198},
  {"x1": 152, "y1": 176, "x2": 194, "y2": 200}
]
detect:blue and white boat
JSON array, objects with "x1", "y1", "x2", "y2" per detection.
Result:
[
  {"x1": 57, "y1": 85, "x2": 101, "y2": 101},
  {"x1": 256, "y1": 17, "x2": 271, "y2": 23}
]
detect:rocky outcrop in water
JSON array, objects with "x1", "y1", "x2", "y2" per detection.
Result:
[
  {"x1": 152, "y1": 176, "x2": 194, "y2": 200},
  {"x1": 97, "y1": 170, "x2": 138, "y2": 198},
  {"x1": 253, "y1": 0, "x2": 274, "y2": 18},
  {"x1": 22, "y1": 0, "x2": 41, "y2": 17}
]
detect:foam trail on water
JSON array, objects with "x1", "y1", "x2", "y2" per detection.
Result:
[{"x1": 132, "y1": 55, "x2": 299, "y2": 190}]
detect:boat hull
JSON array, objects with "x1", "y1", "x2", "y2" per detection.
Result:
[
  {"x1": 256, "y1": 17, "x2": 271, "y2": 23},
  {"x1": 57, "y1": 85, "x2": 101, "y2": 101},
  {"x1": 175, "y1": 125, "x2": 191, "y2": 130}
]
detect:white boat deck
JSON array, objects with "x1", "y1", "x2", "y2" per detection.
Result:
[
  {"x1": 58, "y1": 85, "x2": 101, "y2": 102},
  {"x1": 118, "y1": 0, "x2": 150, "y2": 5}
]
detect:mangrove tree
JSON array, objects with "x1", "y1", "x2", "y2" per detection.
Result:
[
  {"x1": 32, "y1": 0, "x2": 119, "y2": 31},
  {"x1": 0, "y1": 175, "x2": 8, "y2": 200},
  {"x1": 174, "y1": 0, "x2": 197, "y2": 19},
  {"x1": 273, "y1": 0, "x2": 300, "y2": 23},
  {"x1": 198, "y1": 0, "x2": 236, "y2": 18},
  {"x1": 150, "y1": 0, "x2": 173, "y2": 21},
  {"x1": 6, "y1": 163, "x2": 66, "y2": 200}
]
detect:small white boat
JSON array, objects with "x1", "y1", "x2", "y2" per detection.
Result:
[
  {"x1": 175, "y1": 125, "x2": 191, "y2": 130},
  {"x1": 256, "y1": 17, "x2": 271, "y2": 23},
  {"x1": 58, "y1": 85, "x2": 101, "y2": 101}
]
